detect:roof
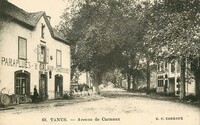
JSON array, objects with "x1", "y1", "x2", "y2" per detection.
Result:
[{"x1": 0, "y1": 1, "x2": 70, "y2": 45}]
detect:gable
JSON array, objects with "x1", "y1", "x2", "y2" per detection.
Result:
[
  {"x1": 0, "y1": 1, "x2": 71, "y2": 46},
  {"x1": 0, "y1": 1, "x2": 44, "y2": 28}
]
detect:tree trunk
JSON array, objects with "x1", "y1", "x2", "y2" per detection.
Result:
[
  {"x1": 180, "y1": 58, "x2": 186, "y2": 100},
  {"x1": 93, "y1": 72, "x2": 102, "y2": 94},
  {"x1": 193, "y1": 57, "x2": 200, "y2": 101},
  {"x1": 194, "y1": 71, "x2": 200, "y2": 101},
  {"x1": 86, "y1": 71, "x2": 89, "y2": 86},
  {"x1": 127, "y1": 73, "x2": 131, "y2": 91},
  {"x1": 132, "y1": 75, "x2": 136, "y2": 91},
  {"x1": 196, "y1": 58, "x2": 200, "y2": 101},
  {"x1": 119, "y1": 77, "x2": 122, "y2": 88},
  {"x1": 146, "y1": 60, "x2": 151, "y2": 94},
  {"x1": 93, "y1": 82, "x2": 100, "y2": 94},
  {"x1": 136, "y1": 75, "x2": 139, "y2": 90}
]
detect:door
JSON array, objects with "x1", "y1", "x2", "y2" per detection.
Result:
[
  {"x1": 55, "y1": 75, "x2": 63, "y2": 99},
  {"x1": 15, "y1": 70, "x2": 30, "y2": 96},
  {"x1": 39, "y1": 73, "x2": 48, "y2": 101},
  {"x1": 16, "y1": 77, "x2": 27, "y2": 95},
  {"x1": 169, "y1": 78, "x2": 175, "y2": 95},
  {"x1": 164, "y1": 80, "x2": 168, "y2": 93}
]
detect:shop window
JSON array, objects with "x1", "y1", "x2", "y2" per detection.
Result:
[
  {"x1": 56, "y1": 50, "x2": 62, "y2": 67},
  {"x1": 16, "y1": 78, "x2": 26, "y2": 94},
  {"x1": 15, "y1": 70, "x2": 30, "y2": 95},
  {"x1": 18, "y1": 37, "x2": 27, "y2": 60},
  {"x1": 37, "y1": 44, "x2": 49, "y2": 63}
]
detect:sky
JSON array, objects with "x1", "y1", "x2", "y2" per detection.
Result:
[
  {"x1": 7, "y1": 0, "x2": 154, "y2": 27},
  {"x1": 8, "y1": 0, "x2": 71, "y2": 27}
]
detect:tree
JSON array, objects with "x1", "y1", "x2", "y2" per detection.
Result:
[
  {"x1": 57, "y1": 0, "x2": 131, "y2": 93},
  {"x1": 145, "y1": 0, "x2": 200, "y2": 99},
  {"x1": 57, "y1": 0, "x2": 153, "y2": 94}
]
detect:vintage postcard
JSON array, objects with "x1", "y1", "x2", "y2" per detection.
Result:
[{"x1": 0, "y1": 0, "x2": 199, "y2": 125}]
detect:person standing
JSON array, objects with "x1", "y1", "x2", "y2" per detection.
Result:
[{"x1": 33, "y1": 86, "x2": 39, "y2": 103}]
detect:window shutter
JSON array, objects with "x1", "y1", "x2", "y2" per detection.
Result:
[
  {"x1": 46, "y1": 48, "x2": 49, "y2": 63},
  {"x1": 37, "y1": 45, "x2": 41, "y2": 62}
]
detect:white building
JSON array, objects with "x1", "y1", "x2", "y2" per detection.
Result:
[
  {"x1": 0, "y1": 1, "x2": 71, "y2": 102},
  {"x1": 157, "y1": 60, "x2": 195, "y2": 96}
]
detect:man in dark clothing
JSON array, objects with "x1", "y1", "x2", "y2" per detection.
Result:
[{"x1": 33, "y1": 86, "x2": 39, "y2": 103}]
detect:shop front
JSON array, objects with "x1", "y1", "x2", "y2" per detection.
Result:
[{"x1": 14, "y1": 70, "x2": 30, "y2": 103}]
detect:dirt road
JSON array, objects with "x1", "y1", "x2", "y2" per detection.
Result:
[{"x1": 0, "y1": 88, "x2": 199, "y2": 125}]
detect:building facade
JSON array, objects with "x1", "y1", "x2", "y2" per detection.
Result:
[
  {"x1": 0, "y1": 1, "x2": 71, "y2": 102},
  {"x1": 156, "y1": 60, "x2": 195, "y2": 96}
]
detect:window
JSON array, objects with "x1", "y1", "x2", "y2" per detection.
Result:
[
  {"x1": 158, "y1": 62, "x2": 165, "y2": 71},
  {"x1": 41, "y1": 46, "x2": 46, "y2": 62},
  {"x1": 158, "y1": 80, "x2": 164, "y2": 87},
  {"x1": 158, "y1": 75, "x2": 163, "y2": 79},
  {"x1": 56, "y1": 50, "x2": 62, "y2": 66},
  {"x1": 165, "y1": 61, "x2": 168, "y2": 68},
  {"x1": 158, "y1": 63, "x2": 160, "y2": 71},
  {"x1": 18, "y1": 37, "x2": 27, "y2": 60},
  {"x1": 161, "y1": 62, "x2": 164, "y2": 71},
  {"x1": 157, "y1": 75, "x2": 164, "y2": 87},
  {"x1": 171, "y1": 62, "x2": 175, "y2": 73},
  {"x1": 37, "y1": 44, "x2": 49, "y2": 63},
  {"x1": 177, "y1": 62, "x2": 181, "y2": 73}
]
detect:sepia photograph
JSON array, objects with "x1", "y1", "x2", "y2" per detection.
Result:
[{"x1": 0, "y1": 0, "x2": 199, "y2": 125}]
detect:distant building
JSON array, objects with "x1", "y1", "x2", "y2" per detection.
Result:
[
  {"x1": 156, "y1": 59, "x2": 195, "y2": 96},
  {"x1": 0, "y1": 1, "x2": 71, "y2": 102},
  {"x1": 78, "y1": 72, "x2": 93, "y2": 87}
]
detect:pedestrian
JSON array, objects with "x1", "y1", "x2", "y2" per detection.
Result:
[{"x1": 33, "y1": 85, "x2": 39, "y2": 103}]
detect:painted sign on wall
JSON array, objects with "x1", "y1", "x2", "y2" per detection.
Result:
[
  {"x1": 1, "y1": 56, "x2": 69, "y2": 74},
  {"x1": 1, "y1": 57, "x2": 31, "y2": 68}
]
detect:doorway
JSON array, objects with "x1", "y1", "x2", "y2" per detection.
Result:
[
  {"x1": 55, "y1": 74, "x2": 63, "y2": 99},
  {"x1": 164, "y1": 80, "x2": 168, "y2": 93},
  {"x1": 15, "y1": 70, "x2": 30, "y2": 96},
  {"x1": 39, "y1": 72, "x2": 48, "y2": 101},
  {"x1": 169, "y1": 78, "x2": 175, "y2": 95}
]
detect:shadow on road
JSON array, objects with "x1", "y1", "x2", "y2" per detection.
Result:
[
  {"x1": 100, "y1": 88, "x2": 146, "y2": 98},
  {"x1": 100, "y1": 87, "x2": 200, "y2": 108}
]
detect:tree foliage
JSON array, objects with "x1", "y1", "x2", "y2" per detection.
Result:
[
  {"x1": 145, "y1": 0, "x2": 200, "y2": 59},
  {"x1": 145, "y1": 0, "x2": 200, "y2": 98},
  {"x1": 57, "y1": 0, "x2": 153, "y2": 93},
  {"x1": 58, "y1": 0, "x2": 200, "y2": 96}
]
